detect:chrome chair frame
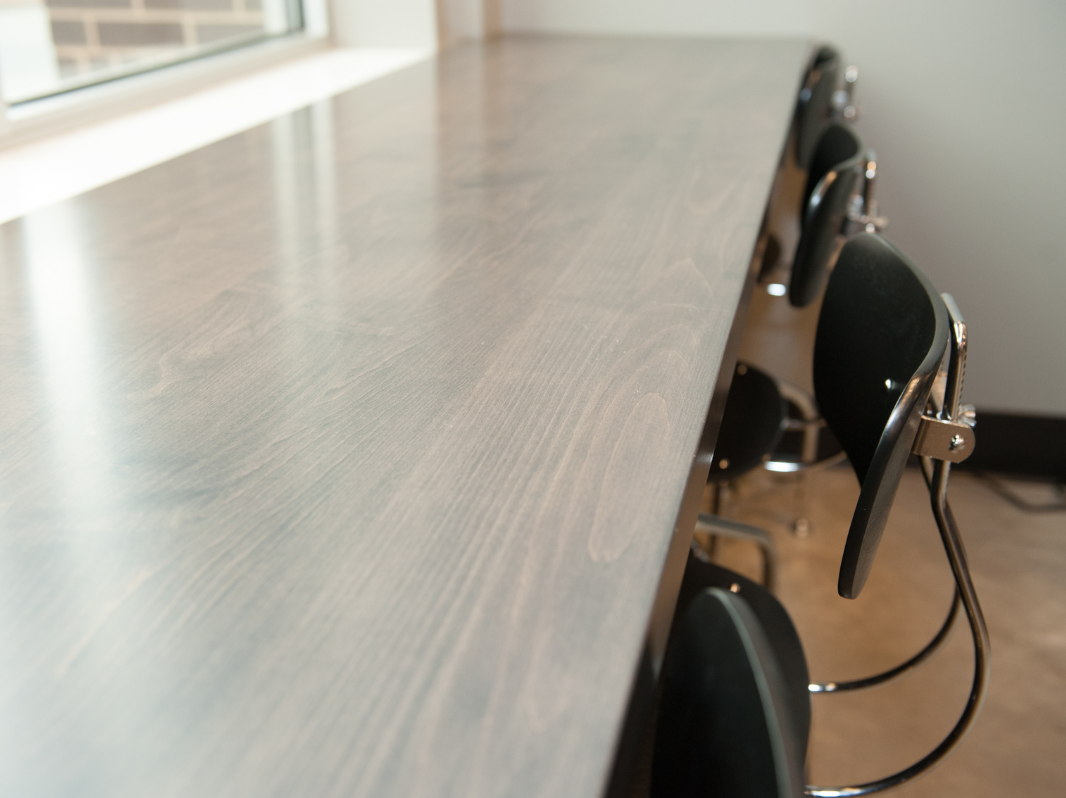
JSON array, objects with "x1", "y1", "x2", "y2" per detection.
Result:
[
  {"x1": 694, "y1": 514, "x2": 778, "y2": 592},
  {"x1": 832, "y1": 65, "x2": 861, "y2": 121},
  {"x1": 764, "y1": 379, "x2": 847, "y2": 480},
  {"x1": 805, "y1": 294, "x2": 990, "y2": 796},
  {"x1": 846, "y1": 150, "x2": 888, "y2": 235}
]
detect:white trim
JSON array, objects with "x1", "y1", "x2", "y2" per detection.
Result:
[
  {"x1": 2, "y1": 35, "x2": 325, "y2": 149},
  {"x1": 0, "y1": 0, "x2": 332, "y2": 148},
  {"x1": 0, "y1": 46, "x2": 432, "y2": 224},
  {"x1": 302, "y1": 0, "x2": 330, "y2": 38}
]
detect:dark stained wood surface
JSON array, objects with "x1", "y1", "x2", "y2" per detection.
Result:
[{"x1": 0, "y1": 36, "x2": 808, "y2": 797}]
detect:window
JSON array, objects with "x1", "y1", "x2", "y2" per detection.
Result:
[{"x1": 0, "y1": 0, "x2": 305, "y2": 105}]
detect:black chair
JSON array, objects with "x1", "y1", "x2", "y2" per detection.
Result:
[
  {"x1": 795, "y1": 46, "x2": 843, "y2": 171},
  {"x1": 697, "y1": 123, "x2": 867, "y2": 563},
  {"x1": 761, "y1": 120, "x2": 874, "y2": 307},
  {"x1": 697, "y1": 363, "x2": 788, "y2": 587},
  {"x1": 765, "y1": 143, "x2": 886, "y2": 487},
  {"x1": 759, "y1": 44, "x2": 866, "y2": 294},
  {"x1": 760, "y1": 123, "x2": 871, "y2": 501},
  {"x1": 758, "y1": 44, "x2": 840, "y2": 279},
  {"x1": 673, "y1": 554, "x2": 812, "y2": 756},
  {"x1": 652, "y1": 584, "x2": 806, "y2": 798},
  {"x1": 790, "y1": 122, "x2": 865, "y2": 307},
  {"x1": 654, "y1": 233, "x2": 989, "y2": 796},
  {"x1": 750, "y1": 120, "x2": 896, "y2": 542}
]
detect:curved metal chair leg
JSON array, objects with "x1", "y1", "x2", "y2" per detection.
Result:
[
  {"x1": 806, "y1": 294, "x2": 990, "y2": 795},
  {"x1": 809, "y1": 590, "x2": 959, "y2": 694},
  {"x1": 695, "y1": 513, "x2": 777, "y2": 592},
  {"x1": 809, "y1": 458, "x2": 960, "y2": 694},
  {"x1": 805, "y1": 460, "x2": 990, "y2": 796}
]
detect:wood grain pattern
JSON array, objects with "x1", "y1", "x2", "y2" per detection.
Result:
[{"x1": 0, "y1": 36, "x2": 808, "y2": 797}]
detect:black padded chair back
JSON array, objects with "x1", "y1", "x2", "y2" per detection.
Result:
[
  {"x1": 652, "y1": 588, "x2": 805, "y2": 798},
  {"x1": 789, "y1": 123, "x2": 864, "y2": 308},
  {"x1": 795, "y1": 46, "x2": 841, "y2": 170},
  {"x1": 813, "y1": 234, "x2": 949, "y2": 598},
  {"x1": 708, "y1": 364, "x2": 786, "y2": 482}
]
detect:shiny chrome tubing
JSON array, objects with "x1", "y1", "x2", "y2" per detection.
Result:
[
  {"x1": 805, "y1": 295, "x2": 990, "y2": 796},
  {"x1": 805, "y1": 460, "x2": 990, "y2": 796},
  {"x1": 694, "y1": 514, "x2": 778, "y2": 591},
  {"x1": 808, "y1": 456, "x2": 960, "y2": 694},
  {"x1": 808, "y1": 589, "x2": 959, "y2": 694}
]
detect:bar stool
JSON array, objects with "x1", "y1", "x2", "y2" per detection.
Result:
[
  {"x1": 763, "y1": 123, "x2": 875, "y2": 500},
  {"x1": 790, "y1": 123, "x2": 865, "y2": 306},
  {"x1": 653, "y1": 233, "x2": 988, "y2": 796}
]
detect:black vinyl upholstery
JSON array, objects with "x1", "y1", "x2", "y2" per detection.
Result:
[
  {"x1": 790, "y1": 123, "x2": 864, "y2": 308},
  {"x1": 813, "y1": 234, "x2": 949, "y2": 597},
  {"x1": 653, "y1": 586, "x2": 805, "y2": 798}
]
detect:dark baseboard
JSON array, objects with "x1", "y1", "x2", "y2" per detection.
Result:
[{"x1": 956, "y1": 411, "x2": 1066, "y2": 481}]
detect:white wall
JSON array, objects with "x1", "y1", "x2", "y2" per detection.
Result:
[
  {"x1": 502, "y1": 0, "x2": 811, "y2": 38},
  {"x1": 814, "y1": 0, "x2": 1066, "y2": 417},
  {"x1": 501, "y1": 0, "x2": 1066, "y2": 417},
  {"x1": 439, "y1": 0, "x2": 485, "y2": 42},
  {"x1": 330, "y1": 0, "x2": 438, "y2": 48}
]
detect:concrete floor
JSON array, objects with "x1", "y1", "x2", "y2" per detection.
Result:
[{"x1": 712, "y1": 465, "x2": 1066, "y2": 796}]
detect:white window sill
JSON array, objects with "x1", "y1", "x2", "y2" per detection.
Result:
[{"x1": 0, "y1": 45, "x2": 432, "y2": 225}]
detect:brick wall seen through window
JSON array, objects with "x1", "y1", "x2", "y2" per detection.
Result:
[{"x1": 0, "y1": 0, "x2": 298, "y2": 104}]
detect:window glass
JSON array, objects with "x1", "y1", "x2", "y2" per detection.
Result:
[{"x1": 0, "y1": 0, "x2": 302, "y2": 104}]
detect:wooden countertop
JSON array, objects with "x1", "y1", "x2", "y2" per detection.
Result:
[{"x1": 0, "y1": 35, "x2": 809, "y2": 797}]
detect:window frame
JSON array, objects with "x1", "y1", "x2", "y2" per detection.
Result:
[{"x1": 0, "y1": 0, "x2": 330, "y2": 147}]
